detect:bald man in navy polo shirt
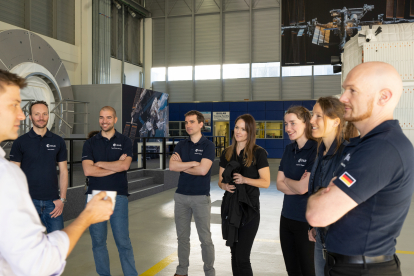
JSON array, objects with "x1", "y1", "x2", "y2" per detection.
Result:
[
  {"x1": 82, "y1": 106, "x2": 138, "y2": 276},
  {"x1": 307, "y1": 62, "x2": 414, "y2": 276},
  {"x1": 170, "y1": 110, "x2": 216, "y2": 276}
]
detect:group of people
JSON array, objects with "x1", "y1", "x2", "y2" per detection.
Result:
[{"x1": 0, "y1": 61, "x2": 413, "y2": 276}]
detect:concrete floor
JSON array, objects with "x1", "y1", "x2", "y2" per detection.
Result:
[{"x1": 62, "y1": 159, "x2": 414, "y2": 276}]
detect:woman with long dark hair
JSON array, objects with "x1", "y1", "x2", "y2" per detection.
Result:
[
  {"x1": 305, "y1": 96, "x2": 358, "y2": 276},
  {"x1": 277, "y1": 106, "x2": 317, "y2": 276},
  {"x1": 218, "y1": 114, "x2": 270, "y2": 276}
]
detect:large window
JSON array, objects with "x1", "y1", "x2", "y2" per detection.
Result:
[
  {"x1": 282, "y1": 66, "x2": 312, "y2": 77},
  {"x1": 313, "y1": 65, "x2": 341, "y2": 75},
  {"x1": 168, "y1": 66, "x2": 192, "y2": 81},
  {"x1": 151, "y1": 67, "x2": 166, "y2": 82},
  {"x1": 256, "y1": 121, "x2": 283, "y2": 139},
  {"x1": 195, "y1": 65, "x2": 221, "y2": 80},
  {"x1": 252, "y1": 62, "x2": 280, "y2": 78},
  {"x1": 169, "y1": 121, "x2": 187, "y2": 136},
  {"x1": 223, "y1": 64, "x2": 250, "y2": 79}
]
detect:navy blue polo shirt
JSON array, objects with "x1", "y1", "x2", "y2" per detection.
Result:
[
  {"x1": 10, "y1": 128, "x2": 67, "y2": 200},
  {"x1": 82, "y1": 130, "x2": 132, "y2": 196},
  {"x1": 279, "y1": 139, "x2": 317, "y2": 222},
  {"x1": 174, "y1": 135, "x2": 216, "y2": 196},
  {"x1": 327, "y1": 120, "x2": 414, "y2": 256}
]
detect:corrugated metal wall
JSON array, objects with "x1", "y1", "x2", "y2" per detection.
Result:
[
  {"x1": 148, "y1": 0, "x2": 341, "y2": 102},
  {"x1": 92, "y1": 0, "x2": 111, "y2": 84},
  {"x1": 0, "y1": 0, "x2": 75, "y2": 45}
]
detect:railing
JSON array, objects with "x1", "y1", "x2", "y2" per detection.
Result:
[{"x1": 2, "y1": 136, "x2": 226, "y2": 187}]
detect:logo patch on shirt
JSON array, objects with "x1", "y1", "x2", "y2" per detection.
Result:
[
  {"x1": 344, "y1": 153, "x2": 351, "y2": 162},
  {"x1": 339, "y1": 172, "x2": 356, "y2": 187},
  {"x1": 113, "y1": 143, "x2": 122, "y2": 147},
  {"x1": 46, "y1": 144, "x2": 56, "y2": 148}
]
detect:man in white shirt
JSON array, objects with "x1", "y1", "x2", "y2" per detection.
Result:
[{"x1": 0, "y1": 69, "x2": 114, "y2": 276}]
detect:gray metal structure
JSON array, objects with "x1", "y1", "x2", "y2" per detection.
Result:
[
  {"x1": 0, "y1": 29, "x2": 75, "y2": 136},
  {"x1": 92, "y1": 0, "x2": 112, "y2": 84}
]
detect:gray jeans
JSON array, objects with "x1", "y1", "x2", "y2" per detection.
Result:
[{"x1": 174, "y1": 193, "x2": 215, "y2": 276}]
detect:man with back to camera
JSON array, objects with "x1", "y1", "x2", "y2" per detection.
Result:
[
  {"x1": 82, "y1": 106, "x2": 138, "y2": 276},
  {"x1": 0, "y1": 71, "x2": 114, "y2": 275},
  {"x1": 306, "y1": 62, "x2": 414, "y2": 276},
  {"x1": 169, "y1": 110, "x2": 216, "y2": 276},
  {"x1": 10, "y1": 100, "x2": 68, "y2": 233}
]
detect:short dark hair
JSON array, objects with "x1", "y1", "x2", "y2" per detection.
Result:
[
  {"x1": 30, "y1": 101, "x2": 49, "y2": 115},
  {"x1": 185, "y1": 110, "x2": 205, "y2": 124},
  {"x1": 0, "y1": 69, "x2": 27, "y2": 94},
  {"x1": 100, "y1": 106, "x2": 117, "y2": 117}
]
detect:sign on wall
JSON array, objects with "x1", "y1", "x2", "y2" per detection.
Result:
[
  {"x1": 201, "y1": 111, "x2": 211, "y2": 132},
  {"x1": 213, "y1": 112, "x2": 230, "y2": 121}
]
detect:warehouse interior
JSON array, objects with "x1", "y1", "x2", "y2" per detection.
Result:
[{"x1": 1, "y1": 0, "x2": 414, "y2": 275}]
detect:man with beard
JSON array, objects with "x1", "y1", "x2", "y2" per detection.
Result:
[
  {"x1": 82, "y1": 106, "x2": 138, "y2": 276},
  {"x1": 306, "y1": 62, "x2": 414, "y2": 276},
  {"x1": 0, "y1": 69, "x2": 114, "y2": 276},
  {"x1": 10, "y1": 100, "x2": 68, "y2": 233}
]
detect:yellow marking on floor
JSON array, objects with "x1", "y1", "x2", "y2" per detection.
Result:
[
  {"x1": 255, "y1": 239, "x2": 280, "y2": 243},
  {"x1": 140, "y1": 251, "x2": 178, "y2": 276},
  {"x1": 397, "y1": 250, "x2": 414, "y2": 255}
]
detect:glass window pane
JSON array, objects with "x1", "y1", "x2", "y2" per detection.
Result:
[
  {"x1": 169, "y1": 122, "x2": 179, "y2": 129},
  {"x1": 282, "y1": 66, "x2": 312, "y2": 77},
  {"x1": 266, "y1": 129, "x2": 283, "y2": 138},
  {"x1": 223, "y1": 64, "x2": 250, "y2": 79},
  {"x1": 252, "y1": 62, "x2": 280, "y2": 78},
  {"x1": 181, "y1": 122, "x2": 186, "y2": 129},
  {"x1": 195, "y1": 65, "x2": 221, "y2": 80},
  {"x1": 168, "y1": 66, "x2": 193, "y2": 81},
  {"x1": 313, "y1": 65, "x2": 341, "y2": 75},
  {"x1": 151, "y1": 67, "x2": 166, "y2": 82},
  {"x1": 179, "y1": 130, "x2": 188, "y2": 136},
  {"x1": 170, "y1": 130, "x2": 180, "y2": 136},
  {"x1": 266, "y1": 122, "x2": 283, "y2": 129}
]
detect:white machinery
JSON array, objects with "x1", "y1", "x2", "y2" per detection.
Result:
[
  {"x1": 0, "y1": 29, "x2": 88, "y2": 138},
  {"x1": 342, "y1": 23, "x2": 414, "y2": 144}
]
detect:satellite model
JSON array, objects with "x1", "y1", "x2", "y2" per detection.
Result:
[{"x1": 282, "y1": 1, "x2": 414, "y2": 50}]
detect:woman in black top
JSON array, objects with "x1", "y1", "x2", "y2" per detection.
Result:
[
  {"x1": 277, "y1": 106, "x2": 317, "y2": 276},
  {"x1": 305, "y1": 97, "x2": 358, "y2": 276},
  {"x1": 218, "y1": 114, "x2": 270, "y2": 276}
]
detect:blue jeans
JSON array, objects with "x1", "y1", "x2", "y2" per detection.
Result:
[
  {"x1": 32, "y1": 199, "x2": 64, "y2": 233},
  {"x1": 314, "y1": 228, "x2": 325, "y2": 276},
  {"x1": 89, "y1": 195, "x2": 138, "y2": 276}
]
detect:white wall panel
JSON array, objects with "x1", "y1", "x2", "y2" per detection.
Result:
[
  {"x1": 223, "y1": 79, "x2": 249, "y2": 101},
  {"x1": 252, "y1": 77, "x2": 280, "y2": 100},
  {"x1": 195, "y1": 14, "x2": 220, "y2": 65},
  {"x1": 195, "y1": 79, "x2": 221, "y2": 101},
  {"x1": 282, "y1": 76, "x2": 312, "y2": 100},
  {"x1": 314, "y1": 75, "x2": 341, "y2": 98},
  {"x1": 168, "y1": 80, "x2": 193, "y2": 102},
  {"x1": 168, "y1": 16, "x2": 192, "y2": 66},
  {"x1": 252, "y1": 8, "x2": 279, "y2": 62},
  {"x1": 223, "y1": 11, "x2": 249, "y2": 64}
]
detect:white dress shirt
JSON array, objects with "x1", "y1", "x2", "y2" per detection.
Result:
[{"x1": 0, "y1": 147, "x2": 69, "y2": 276}]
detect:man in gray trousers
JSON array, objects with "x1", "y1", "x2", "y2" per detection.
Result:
[{"x1": 170, "y1": 110, "x2": 216, "y2": 276}]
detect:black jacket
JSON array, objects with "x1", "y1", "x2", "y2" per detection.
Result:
[
  {"x1": 221, "y1": 160, "x2": 258, "y2": 247},
  {"x1": 308, "y1": 139, "x2": 349, "y2": 195}
]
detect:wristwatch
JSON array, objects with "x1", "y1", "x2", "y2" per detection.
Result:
[{"x1": 60, "y1": 198, "x2": 67, "y2": 204}]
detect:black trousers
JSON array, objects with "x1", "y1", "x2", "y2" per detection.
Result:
[
  {"x1": 230, "y1": 214, "x2": 260, "y2": 276},
  {"x1": 324, "y1": 254, "x2": 401, "y2": 276},
  {"x1": 280, "y1": 215, "x2": 316, "y2": 276}
]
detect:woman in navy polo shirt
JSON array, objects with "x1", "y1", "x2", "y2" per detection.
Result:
[
  {"x1": 218, "y1": 114, "x2": 271, "y2": 276},
  {"x1": 277, "y1": 106, "x2": 317, "y2": 276},
  {"x1": 305, "y1": 97, "x2": 358, "y2": 276}
]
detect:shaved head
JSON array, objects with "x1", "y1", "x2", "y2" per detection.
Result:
[{"x1": 340, "y1": 62, "x2": 403, "y2": 136}]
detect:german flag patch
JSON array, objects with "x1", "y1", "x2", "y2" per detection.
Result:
[{"x1": 339, "y1": 172, "x2": 356, "y2": 187}]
